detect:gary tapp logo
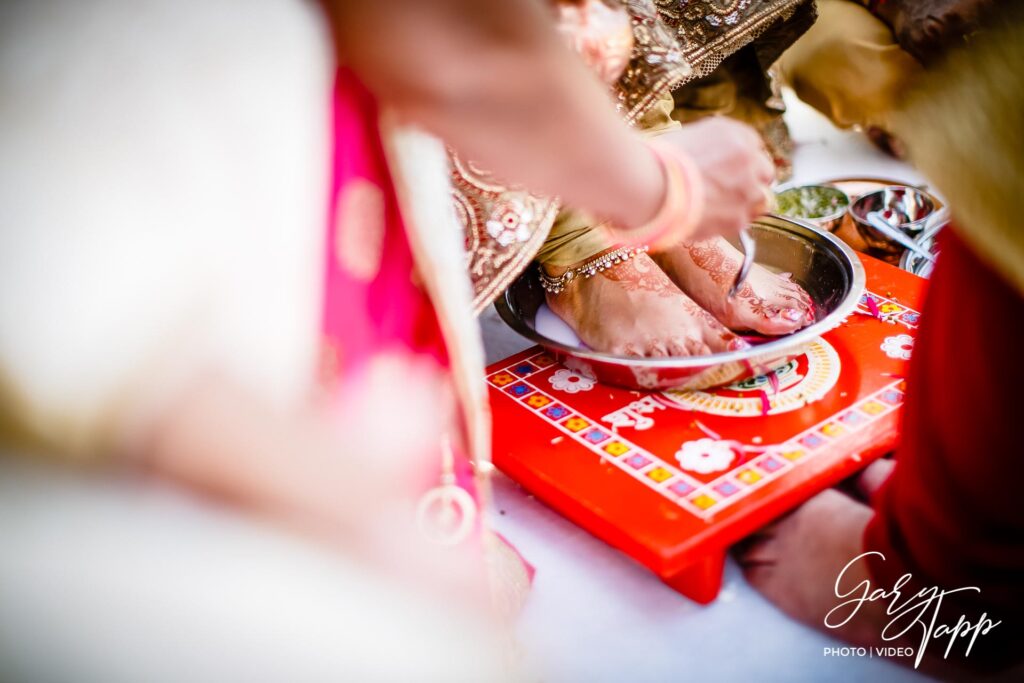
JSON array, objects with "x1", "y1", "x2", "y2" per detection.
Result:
[{"x1": 823, "y1": 552, "x2": 1001, "y2": 669}]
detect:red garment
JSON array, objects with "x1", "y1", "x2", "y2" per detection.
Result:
[{"x1": 864, "y1": 228, "x2": 1024, "y2": 669}]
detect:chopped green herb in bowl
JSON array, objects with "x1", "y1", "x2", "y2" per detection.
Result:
[{"x1": 775, "y1": 185, "x2": 850, "y2": 231}]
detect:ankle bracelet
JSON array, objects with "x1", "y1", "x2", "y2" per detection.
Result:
[{"x1": 538, "y1": 245, "x2": 648, "y2": 295}]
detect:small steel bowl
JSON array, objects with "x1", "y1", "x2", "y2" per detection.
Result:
[
  {"x1": 850, "y1": 185, "x2": 936, "y2": 256},
  {"x1": 775, "y1": 184, "x2": 850, "y2": 233},
  {"x1": 899, "y1": 217, "x2": 946, "y2": 278},
  {"x1": 495, "y1": 215, "x2": 865, "y2": 391}
]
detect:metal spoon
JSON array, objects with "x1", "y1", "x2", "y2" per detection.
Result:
[
  {"x1": 866, "y1": 211, "x2": 936, "y2": 263},
  {"x1": 728, "y1": 226, "x2": 756, "y2": 298},
  {"x1": 921, "y1": 206, "x2": 950, "y2": 235}
]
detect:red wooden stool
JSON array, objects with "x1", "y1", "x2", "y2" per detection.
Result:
[{"x1": 489, "y1": 255, "x2": 923, "y2": 603}]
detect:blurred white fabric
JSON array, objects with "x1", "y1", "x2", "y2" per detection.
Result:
[
  {"x1": 0, "y1": 0, "x2": 330, "y2": 455},
  {"x1": 0, "y1": 1, "x2": 507, "y2": 681},
  {"x1": 0, "y1": 457, "x2": 509, "y2": 683}
]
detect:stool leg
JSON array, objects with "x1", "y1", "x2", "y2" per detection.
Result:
[{"x1": 661, "y1": 551, "x2": 726, "y2": 604}]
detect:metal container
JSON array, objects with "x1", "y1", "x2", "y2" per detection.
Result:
[
  {"x1": 775, "y1": 184, "x2": 850, "y2": 233},
  {"x1": 850, "y1": 185, "x2": 937, "y2": 256},
  {"x1": 899, "y1": 215, "x2": 946, "y2": 278},
  {"x1": 495, "y1": 215, "x2": 865, "y2": 391}
]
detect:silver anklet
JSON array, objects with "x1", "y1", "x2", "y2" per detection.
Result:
[{"x1": 538, "y1": 245, "x2": 649, "y2": 295}]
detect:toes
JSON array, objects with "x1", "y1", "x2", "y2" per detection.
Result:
[
  {"x1": 752, "y1": 288, "x2": 815, "y2": 333},
  {"x1": 779, "y1": 281, "x2": 805, "y2": 298},
  {"x1": 752, "y1": 315, "x2": 806, "y2": 336},
  {"x1": 784, "y1": 287, "x2": 815, "y2": 312},
  {"x1": 856, "y1": 458, "x2": 896, "y2": 501},
  {"x1": 775, "y1": 292, "x2": 810, "y2": 315},
  {"x1": 739, "y1": 562, "x2": 778, "y2": 593},
  {"x1": 727, "y1": 336, "x2": 751, "y2": 352},
  {"x1": 782, "y1": 283, "x2": 815, "y2": 310},
  {"x1": 697, "y1": 313, "x2": 747, "y2": 354},
  {"x1": 771, "y1": 273, "x2": 811, "y2": 301},
  {"x1": 685, "y1": 339, "x2": 712, "y2": 356},
  {"x1": 704, "y1": 328, "x2": 744, "y2": 354},
  {"x1": 734, "y1": 529, "x2": 783, "y2": 594},
  {"x1": 734, "y1": 533, "x2": 779, "y2": 569},
  {"x1": 621, "y1": 343, "x2": 642, "y2": 357},
  {"x1": 781, "y1": 307, "x2": 807, "y2": 324},
  {"x1": 667, "y1": 337, "x2": 692, "y2": 357},
  {"x1": 647, "y1": 341, "x2": 669, "y2": 358}
]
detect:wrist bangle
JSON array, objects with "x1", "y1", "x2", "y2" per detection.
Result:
[{"x1": 602, "y1": 141, "x2": 704, "y2": 251}]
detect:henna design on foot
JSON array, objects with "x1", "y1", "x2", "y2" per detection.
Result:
[
  {"x1": 546, "y1": 253, "x2": 744, "y2": 358},
  {"x1": 599, "y1": 253, "x2": 679, "y2": 298},
  {"x1": 654, "y1": 237, "x2": 816, "y2": 335}
]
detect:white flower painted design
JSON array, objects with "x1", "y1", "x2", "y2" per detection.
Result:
[
  {"x1": 564, "y1": 357, "x2": 596, "y2": 380},
  {"x1": 486, "y1": 199, "x2": 534, "y2": 247},
  {"x1": 549, "y1": 368, "x2": 596, "y2": 393},
  {"x1": 881, "y1": 334, "x2": 914, "y2": 360},
  {"x1": 675, "y1": 438, "x2": 737, "y2": 474}
]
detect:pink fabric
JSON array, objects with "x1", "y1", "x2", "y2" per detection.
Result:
[
  {"x1": 322, "y1": 69, "x2": 447, "y2": 371},
  {"x1": 321, "y1": 69, "x2": 534, "y2": 602},
  {"x1": 321, "y1": 68, "x2": 481, "y2": 533}
]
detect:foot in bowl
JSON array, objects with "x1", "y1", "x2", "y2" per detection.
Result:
[
  {"x1": 545, "y1": 252, "x2": 747, "y2": 357},
  {"x1": 651, "y1": 237, "x2": 815, "y2": 336}
]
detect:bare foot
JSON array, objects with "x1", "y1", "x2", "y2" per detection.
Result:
[
  {"x1": 735, "y1": 489, "x2": 888, "y2": 647},
  {"x1": 738, "y1": 488, "x2": 1021, "y2": 677},
  {"x1": 652, "y1": 237, "x2": 815, "y2": 336},
  {"x1": 856, "y1": 458, "x2": 896, "y2": 502},
  {"x1": 545, "y1": 252, "x2": 747, "y2": 357}
]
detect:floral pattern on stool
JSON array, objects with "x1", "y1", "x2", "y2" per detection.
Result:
[
  {"x1": 549, "y1": 368, "x2": 597, "y2": 393},
  {"x1": 881, "y1": 334, "x2": 914, "y2": 360},
  {"x1": 675, "y1": 438, "x2": 737, "y2": 474}
]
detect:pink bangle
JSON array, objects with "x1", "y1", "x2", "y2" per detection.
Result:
[
  {"x1": 653, "y1": 141, "x2": 705, "y2": 249},
  {"x1": 603, "y1": 141, "x2": 705, "y2": 251}
]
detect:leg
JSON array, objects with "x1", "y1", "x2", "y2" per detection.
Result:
[
  {"x1": 735, "y1": 489, "x2": 889, "y2": 646},
  {"x1": 537, "y1": 95, "x2": 747, "y2": 357},
  {"x1": 650, "y1": 79, "x2": 812, "y2": 335},
  {"x1": 545, "y1": 251, "x2": 746, "y2": 357},
  {"x1": 652, "y1": 238, "x2": 815, "y2": 336}
]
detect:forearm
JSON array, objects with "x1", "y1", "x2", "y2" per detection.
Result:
[{"x1": 325, "y1": 0, "x2": 664, "y2": 230}]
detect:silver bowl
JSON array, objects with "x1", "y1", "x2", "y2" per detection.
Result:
[
  {"x1": 775, "y1": 184, "x2": 850, "y2": 233},
  {"x1": 495, "y1": 215, "x2": 865, "y2": 391},
  {"x1": 850, "y1": 185, "x2": 937, "y2": 256},
  {"x1": 899, "y1": 216, "x2": 946, "y2": 278}
]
